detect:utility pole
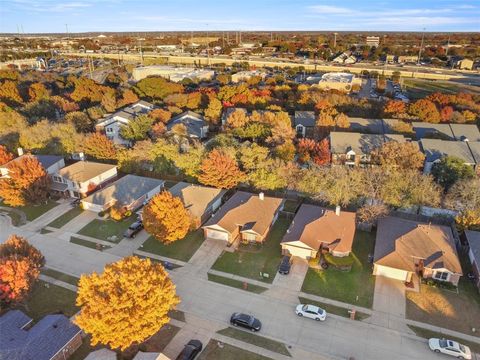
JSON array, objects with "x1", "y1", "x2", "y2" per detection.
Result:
[
  {"x1": 333, "y1": 32, "x2": 338, "y2": 49},
  {"x1": 417, "y1": 27, "x2": 426, "y2": 64},
  {"x1": 445, "y1": 35, "x2": 450, "y2": 56},
  {"x1": 65, "y1": 24, "x2": 69, "y2": 36}
]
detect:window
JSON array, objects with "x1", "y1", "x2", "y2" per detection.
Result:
[
  {"x1": 53, "y1": 175, "x2": 63, "y2": 183},
  {"x1": 106, "y1": 127, "x2": 113, "y2": 133},
  {"x1": 243, "y1": 233, "x2": 256, "y2": 242},
  {"x1": 434, "y1": 271, "x2": 449, "y2": 281}
]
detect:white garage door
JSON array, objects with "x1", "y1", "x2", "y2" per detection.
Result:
[
  {"x1": 283, "y1": 245, "x2": 312, "y2": 259},
  {"x1": 374, "y1": 265, "x2": 409, "y2": 281},
  {"x1": 206, "y1": 229, "x2": 228, "y2": 241},
  {"x1": 80, "y1": 201, "x2": 104, "y2": 213}
]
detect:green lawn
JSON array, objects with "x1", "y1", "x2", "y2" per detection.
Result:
[
  {"x1": 42, "y1": 268, "x2": 80, "y2": 287},
  {"x1": 298, "y1": 296, "x2": 370, "y2": 321},
  {"x1": 70, "y1": 236, "x2": 112, "y2": 251},
  {"x1": 208, "y1": 273, "x2": 268, "y2": 294},
  {"x1": 408, "y1": 325, "x2": 480, "y2": 354},
  {"x1": 301, "y1": 230, "x2": 376, "y2": 308},
  {"x1": 403, "y1": 79, "x2": 480, "y2": 100},
  {"x1": 141, "y1": 229, "x2": 205, "y2": 262},
  {"x1": 77, "y1": 216, "x2": 137, "y2": 242},
  {"x1": 217, "y1": 327, "x2": 291, "y2": 356},
  {"x1": 18, "y1": 200, "x2": 59, "y2": 221},
  {"x1": 211, "y1": 218, "x2": 291, "y2": 283},
  {"x1": 198, "y1": 340, "x2": 273, "y2": 360},
  {"x1": 48, "y1": 207, "x2": 84, "y2": 228},
  {"x1": 13, "y1": 280, "x2": 79, "y2": 321}
]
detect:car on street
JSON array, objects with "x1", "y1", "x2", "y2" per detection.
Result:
[
  {"x1": 176, "y1": 339, "x2": 203, "y2": 360},
  {"x1": 295, "y1": 304, "x2": 327, "y2": 321},
  {"x1": 278, "y1": 255, "x2": 292, "y2": 275},
  {"x1": 428, "y1": 338, "x2": 471, "y2": 359},
  {"x1": 230, "y1": 313, "x2": 262, "y2": 332},
  {"x1": 123, "y1": 221, "x2": 143, "y2": 238}
]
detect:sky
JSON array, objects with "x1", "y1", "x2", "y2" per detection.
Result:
[{"x1": 0, "y1": 0, "x2": 479, "y2": 33}]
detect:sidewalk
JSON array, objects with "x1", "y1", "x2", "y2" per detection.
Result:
[{"x1": 24, "y1": 200, "x2": 71, "y2": 231}]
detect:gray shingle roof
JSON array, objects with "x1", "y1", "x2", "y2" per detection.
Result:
[
  {"x1": 294, "y1": 111, "x2": 316, "y2": 127},
  {"x1": 413, "y1": 122, "x2": 454, "y2": 140},
  {"x1": 82, "y1": 174, "x2": 164, "y2": 208},
  {"x1": 449, "y1": 124, "x2": 480, "y2": 142},
  {"x1": 0, "y1": 311, "x2": 81, "y2": 360},
  {"x1": 167, "y1": 111, "x2": 207, "y2": 138},
  {"x1": 3, "y1": 155, "x2": 63, "y2": 170},
  {"x1": 467, "y1": 142, "x2": 480, "y2": 164},
  {"x1": 465, "y1": 230, "x2": 480, "y2": 270},
  {"x1": 420, "y1": 139, "x2": 476, "y2": 164},
  {"x1": 330, "y1": 132, "x2": 405, "y2": 155},
  {"x1": 348, "y1": 118, "x2": 384, "y2": 134}
]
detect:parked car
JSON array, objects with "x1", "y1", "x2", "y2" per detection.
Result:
[
  {"x1": 278, "y1": 255, "x2": 292, "y2": 275},
  {"x1": 428, "y1": 338, "x2": 471, "y2": 359},
  {"x1": 176, "y1": 339, "x2": 203, "y2": 360},
  {"x1": 295, "y1": 304, "x2": 327, "y2": 321},
  {"x1": 123, "y1": 221, "x2": 143, "y2": 238},
  {"x1": 230, "y1": 313, "x2": 261, "y2": 332}
]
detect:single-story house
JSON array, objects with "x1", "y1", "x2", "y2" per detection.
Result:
[
  {"x1": 96, "y1": 100, "x2": 155, "y2": 145},
  {"x1": 167, "y1": 111, "x2": 209, "y2": 139},
  {"x1": 51, "y1": 161, "x2": 118, "y2": 198},
  {"x1": 373, "y1": 216, "x2": 462, "y2": 285},
  {"x1": 0, "y1": 154, "x2": 64, "y2": 178},
  {"x1": 0, "y1": 310, "x2": 82, "y2": 360},
  {"x1": 202, "y1": 191, "x2": 284, "y2": 244},
  {"x1": 348, "y1": 118, "x2": 385, "y2": 135},
  {"x1": 294, "y1": 111, "x2": 316, "y2": 137},
  {"x1": 413, "y1": 122, "x2": 455, "y2": 140},
  {"x1": 81, "y1": 174, "x2": 164, "y2": 212},
  {"x1": 449, "y1": 124, "x2": 480, "y2": 142},
  {"x1": 465, "y1": 230, "x2": 480, "y2": 290},
  {"x1": 330, "y1": 131, "x2": 405, "y2": 166},
  {"x1": 420, "y1": 139, "x2": 476, "y2": 173},
  {"x1": 168, "y1": 182, "x2": 226, "y2": 228},
  {"x1": 281, "y1": 205, "x2": 356, "y2": 259}
]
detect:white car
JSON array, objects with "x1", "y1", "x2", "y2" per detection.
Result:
[
  {"x1": 428, "y1": 338, "x2": 472, "y2": 359},
  {"x1": 295, "y1": 304, "x2": 326, "y2": 321}
]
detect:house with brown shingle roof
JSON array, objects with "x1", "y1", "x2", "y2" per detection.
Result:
[
  {"x1": 373, "y1": 216, "x2": 462, "y2": 285},
  {"x1": 281, "y1": 205, "x2": 356, "y2": 259},
  {"x1": 202, "y1": 191, "x2": 284, "y2": 244}
]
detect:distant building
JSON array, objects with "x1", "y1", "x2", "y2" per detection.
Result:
[
  {"x1": 231, "y1": 70, "x2": 267, "y2": 83},
  {"x1": 397, "y1": 55, "x2": 418, "y2": 64},
  {"x1": 332, "y1": 52, "x2": 356, "y2": 64},
  {"x1": 456, "y1": 58, "x2": 474, "y2": 70},
  {"x1": 294, "y1": 111, "x2": 316, "y2": 138},
  {"x1": 132, "y1": 65, "x2": 215, "y2": 83},
  {"x1": 366, "y1": 36, "x2": 380, "y2": 47},
  {"x1": 315, "y1": 72, "x2": 361, "y2": 93}
]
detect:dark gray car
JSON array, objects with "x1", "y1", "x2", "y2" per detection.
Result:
[
  {"x1": 230, "y1": 313, "x2": 261, "y2": 332},
  {"x1": 123, "y1": 221, "x2": 143, "y2": 238}
]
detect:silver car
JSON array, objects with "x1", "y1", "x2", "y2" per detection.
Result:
[{"x1": 428, "y1": 338, "x2": 472, "y2": 359}]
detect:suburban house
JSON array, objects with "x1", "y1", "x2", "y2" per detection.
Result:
[
  {"x1": 373, "y1": 216, "x2": 462, "y2": 285},
  {"x1": 168, "y1": 182, "x2": 226, "y2": 228},
  {"x1": 51, "y1": 161, "x2": 117, "y2": 198},
  {"x1": 202, "y1": 191, "x2": 284, "y2": 244},
  {"x1": 80, "y1": 174, "x2": 164, "y2": 212},
  {"x1": 0, "y1": 310, "x2": 82, "y2": 360},
  {"x1": 467, "y1": 142, "x2": 480, "y2": 174},
  {"x1": 294, "y1": 111, "x2": 316, "y2": 138},
  {"x1": 449, "y1": 124, "x2": 480, "y2": 142},
  {"x1": 348, "y1": 118, "x2": 385, "y2": 135},
  {"x1": 281, "y1": 205, "x2": 356, "y2": 259},
  {"x1": 413, "y1": 122, "x2": 455, "y2": 140},
  {"x1": 0, "y1": 154, "x2": 64, "y2": 178},
  {"x1": 166, "y1": 111, "x2": 209, "y2": 139},
  {"x1": 420, "y1": 139, "x2": 476, "y2": 173},
  {"x1": 465, "y1": 230, "x2": 480, "y2": 289},
  {"x1": 221, "y1": 107, "x2": 248, "y2": 126},
  {"x1": 96, "y1": 100, "x2": 155, "y2": 145},
  {"x1": 330, "y1": 132, "x2": 406, "y2": 166}
]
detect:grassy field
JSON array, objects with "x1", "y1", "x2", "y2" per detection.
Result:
[
  {"x1": 207, "y1": 273, "x2": 268, "y2": 294},
  {"x1": 217, "y1": 327, "x2": 290, "y2": 356},
  {"x1": 18, "y1": 200, "x2": 58, "y2": 221},
  {"x1": 408, "y1": 325, "x2": 480, "y2": 354},
  {"x1": 14, "y1": 280, "x2": 78, "y2": 321},
  {"x1": 301, "y1": 231, "x2": 376, "y2": 309},
  {"x1": 70, "y1": 236, "x2": 112, "y2": 251},
  {"x1": 78, "y1": 216, "x2": 137, "y2": 242},
  {"x1": 141, "y1": 229, "x2": 205, "y2": 262},
  {"x1": 42, "y1": 268, "x2": 80, "y2": 286},
  {"x1": 198, "y1": 340, "x2": 273, "y2": 360},
  {"x1": 298, "y1": 296, "x2": 370, "y2": 321},
  {"x1": 212, "y1": 218, "x2": 291, "y2": 283},
  {"x1": 403, "y1": 79, "x2": 480, "y2": 100},
  {"x1": 48, "y1": 207, "x2": 84, "y2": 228}
]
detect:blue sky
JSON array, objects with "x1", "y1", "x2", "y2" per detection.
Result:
[{"x1": 1, "y1": 0, "x2": 479, "y2": 33}]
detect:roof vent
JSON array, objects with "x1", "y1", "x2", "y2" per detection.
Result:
[
  {"x1": 335, "y1": 206, "x2": 341, "y2": 216},
  {"x1": 17, "y1": 147, "x2": 24, "y2": 156},
  {"x1": 259, "y1": 192, "x2": 264, "y2": 200}
]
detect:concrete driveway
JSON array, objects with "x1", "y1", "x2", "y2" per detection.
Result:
[
  {"x1": 373, "y1": 275, "x2": 406, "y2": 318},
  {"x1": 272, "y1": 257, "x2": 309, "y2": 292}
]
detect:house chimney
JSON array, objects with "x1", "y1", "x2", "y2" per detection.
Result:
[
  {"x1": 17, "y1": 147, "x2": 23, "y2": 156},
  {"x1": 335, "y1": 205, "x2": 341, "y2": 216},
  {"x1": 259, "y1": 192, "x2": 264, "y2": 200},
  {"x1": 78, "y1": 152, "x2": 85, "y2": 161}
]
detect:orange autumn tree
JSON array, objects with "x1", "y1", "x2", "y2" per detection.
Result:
[
  {"x1": 0, "y1": 235, "x2": 45, "y2": 305},
  {"x1": 0, "y1": 155, "x2": 50, "y2": 206},
  {"x1": 83, "y1": 133, "x2": 117, "y2": 161},
  {"x1": 142, "y1": 191, "x2": 191, "y2": 243},
  {"x1": 198, "y1": 149, "x2": 245, "y2": 189},
  {"x1": 74, "y1": 256, "x2": 180, "y2": 351},
  {"x1": 0, "y1": 145, "x2": 13, "y2": 165}
]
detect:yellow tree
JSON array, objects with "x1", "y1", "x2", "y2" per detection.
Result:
[
  {"x1": 142, "y1": 191, "x2": 191, "y2": 243},
  {"x1": 75, "y1": 256, "x2": 180, "y2": 351}
]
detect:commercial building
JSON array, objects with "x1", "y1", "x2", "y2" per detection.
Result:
[
  {"x1": 132, "y1": 65, "x2": 215, "y2": 83},
  {"x1": 231, "y1": 70, "x2": 267, "y2": 83},
  {"x1": 315, "y1": 72, "x2": 361, "y2": 93}
]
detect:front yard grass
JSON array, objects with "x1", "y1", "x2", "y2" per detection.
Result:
[
  {"x1": 70, "y1": 236, "x2": 112, "y2": 251},
  {"x1": 141, "y1": 229, "x2": 205, "y2": 262},
  {"x1": 77, "y1": 216, "x2": 137, "y2": 243},
  {"x1": 217, "y1": 327, "x2": 291, "y2": 356},
  {"x1": 207, "y1": 273, "x2": 268, "y2": 294},
  {"x1": 13, "y1": 280, "x2": 79, "y2": 321},
  {"x1": 298, "y1": 296, "x2": 370, "y2": 321},
  {"x1": 198, "y1": 340, "x2": 273, "y2": 360},
  {"x1": 18, "y1": 200, "x2": 59, "y2": 221},
  {"x1": 301, "y1": 230, "x2": 376, "y2": 308},
  {"x1": 47, "y1": 207, "x2": 84, "y2": 228},
  {"x1": 41, "y1": 268, "x2": 80, "y2": 287},
  {"x1": 408, "y1": 325, "x2": 480, "y2": 354},
  {"x1": 211, "y1": 217, "x2": 291, "y2": 283}
]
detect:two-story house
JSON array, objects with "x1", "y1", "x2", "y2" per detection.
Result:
[
  {"x1": 0, "y1": 154, "x2": 65, "y2": 178},
  {"x1": 166, "y1": 111, "x2": 209, "y2": 139}
]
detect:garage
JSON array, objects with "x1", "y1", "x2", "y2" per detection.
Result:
[
  {"x1": 373, "y1": 264, "x2": 411, "y2": 282},
  {"x1": 281, "y1": 243, "x2": 315, "y2": 259},
  {"x1": 205, "y1": 229, "x2": 229, "y2": 241},
  {"x1": 80, "y1": 200, "x2": 105, "y2": 213}
]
